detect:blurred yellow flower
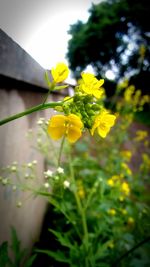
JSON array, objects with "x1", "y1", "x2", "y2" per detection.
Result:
[
  {"x1": 48, "y1": 114, "x2": 83, "y2": 143},
  {"x1": 91, "y1": 110, "x2": 116, "y2": 138},
  {"x1": 119, "y1": 196, "x2": 125, "y2": 202},
  {"x1": 121, "y1": 182, "x2": 130, "y2": 196},
  {"x1": 107, "y1": 178, "x2": 115, "y2": 187},
  {"x1": 140, "y1": 95, "x2": 150, "y2": 106},
  {"x1": 77, "y1": 180, "x2": 85, "y2": 199},
  {"x1": 133, "y1": 90, "x2": 141, "y2": 108},
  {"x1": 107, "y1": 240, "x2": 114, "y2": 249},
  {"x1": 121, "y1": 163, "x2": 132, "y2": 176},
  {"x1": 78, "y1": 188, "x2": 85, "y2": 199},
  {"x1": 144, "y1": 140, "x2": 149, "y2": 147},
  {"x1": 124, "y1": 85, "x2": 135, "y2": 102},
  {"x1": 139, "y1": 44, "x2": 146, "y2": 60},
  {"x1": 107, "y1": 174, "x2": 124, "y2": 187},
  {"x1": 121, "y1": 208, "x2": 128, "y2": 215},
  {"x1": 51, "y1": 62, "x2": 69, "y2": 83},
  {"x1": 121, "y1": 150, "x2": 132, "y2": 161},
  {"x1": 134, "y1": 130, "x2": 148, "y2": 142},
  {"x1": 108, "y1": 208, "x2": 116, "y2": 216},
  {"x1": 112, "y1": 174, "x2": 123, "y2": 180},
  {"x1": 117, "y1": 78, "x2": 129, "y2": 91},
  {"x1": 79, "y1": 72, "x2": 104, "y2": 99},
  {"x1": 127, "y1": 217, "x2": 135, "y2": 226}
]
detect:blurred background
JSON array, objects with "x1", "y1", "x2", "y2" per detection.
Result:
[{"x1": 0, "y1": 0, "x2": 150, "y2": 266}]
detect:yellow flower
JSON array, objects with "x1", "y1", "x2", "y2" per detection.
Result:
[
  {"x1": 140, "y1": 95, "x2": 150, "y2": 106},
  {"x1": 91, "y1": 110, "x2": 116, "y2": 138},
  {"x1": 139, "y1": 44, "x2": 146, "y2": 60},
  {"x1": 127, "y1": 217, "x2": 135, "y2": 226},
  {"x1": 134, "y1": 130, "x2": 148, "y2": 142},
  {"x1": 107, "y1": 240, "x2": 114, "y2": 249},
  {"x1": 79, "y1": 72, "x2": 104, "y2": 99},
  {"x1": 121, "y1": 208, "x2": 128, "y2": 215},
  {"x1": 107, "y1": 178, "x2": 115, "y2": 187},
  {"x1": 77, "y1": 180, "x2": 85, "y2": 199},
  {"x1": 124, "y1": 85, "x2": 135, "y2": 102},
  {"x1": 108, "y1": 208, "x2": 116, "y2": 216},
  {"x1": 117, "y1": 78, "x2": 129, "y2": 90},
  {"x1": 51, "y1": 62, "x2": 69, "y2": 83},
  {"x1": 78, "y1": 188, "x2": 85, "y2": 199},
  {"x1": 48, "y1": 114, "x2": 83, "y2": 143},
  {"x1": 121, "y1": 162, "x2": 132, "y2": 176},
  {"x1": 112, "y1": 174, "x2": 123, "y2": 180},
  {"x1": 119, "y1": 196, "x2": 125, "y2": 202},
  {"x1": 121, "y1": 182, "x2": 130, "y2": 196},
  {"x1": 121, "y1": 150, "x2": 132, "y2": 161}
]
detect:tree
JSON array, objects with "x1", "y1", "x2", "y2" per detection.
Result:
[{"x1": 67, "y1": 0, "x2": 150, "y2": 86}]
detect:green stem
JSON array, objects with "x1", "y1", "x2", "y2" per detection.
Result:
[
  {"x1": 69, "y1": 152, "x2": 89, "y2": 265},
  {"x1": 0, "y1": 101, "x2": 63, "y2": 126},
  {"x1": 58, "y1": 136, "x2": 65, "y2": 166},
  {"x1": 42, "y1": 90, "x2": 50, "y2": 105}
]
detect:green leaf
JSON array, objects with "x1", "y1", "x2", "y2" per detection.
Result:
[
  {"x1": 0, "y1": 242, "x2": 13, "y2": 267},
  {"x1": 35, "y1": 249, "x2": 70, "y2": 263},
  {"x1": 24, "y1": 254, "x2": 37, "y2": 267},
  {"x1": 44, "y1": 71, "x2": 52, "y2": 88},
  {"x1": 54, "y1": 85, "x2": 69, "y2": 90},
  {"x1": 49, "y1": 229, "x2": 73, "y2": 249},
  {"x1": 10, "y1": 227, "x2": 20, "y2": 254},
  {"x1": 10, "y1": 227, "x2": 26, "y2": 266}
]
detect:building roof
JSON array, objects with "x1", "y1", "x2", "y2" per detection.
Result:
[{"x1": 0, "y1": 29, "x2": 48, "y2": 90}]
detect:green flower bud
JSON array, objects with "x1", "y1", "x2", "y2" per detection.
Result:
[
  {"x1": 2, "y1": 178, "x2": 8, "y2": 185},
  {"x1": 83, "y1": 95, "x2": 93, "y2": 103},
  {"x1": 54, "y1": 106, "x2": 63, "y2": 112},
  {"x1": 73, "y1": 94, "x2": 81, "y2": 102},
  {"x1": 87, "y1": 110, "x2": 95, "y2": 116},
  {"x1": 92, "y1": 104, "x2": 101, "y2": 111},
  {"x1": 63, "y1": 105, "x2": 70, "y2": 114}
]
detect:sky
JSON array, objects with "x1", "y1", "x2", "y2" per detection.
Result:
[{"x1": 0, "y1": 0, "x2": 102, "y2": 77}]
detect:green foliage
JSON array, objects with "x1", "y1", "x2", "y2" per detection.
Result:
[
  {"x1": 0, "y1": 227, "x2": 36, "y2": 267},
  {"x1": 0, "y1": 242, "x2": 12, "y2": 267},
  {"x1": 67, "y1": 0, "x2": 150, "y2": 81},
  {"x1": 0, "y1": 77, "x2": 150, "y2": 266}
]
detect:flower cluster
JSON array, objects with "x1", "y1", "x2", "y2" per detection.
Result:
[
  {"x1": 107, "y1": 173, "x2": 131, "y2": 201},
  {"x1": 116, "y1": 80, "x2": 150, "y2": 113},
  {"x1": 47, "y1": 62, "x2": 116, "y2": 143}
]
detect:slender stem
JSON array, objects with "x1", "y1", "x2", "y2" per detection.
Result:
[
  {"x1": 0, "y1": 101, "x2": 63, "y2": 126},
  {"x1": 42, "y1": 90, "x2": 50, "y2": 105},
  {"x1": 84, "y1": 180, "x2": 98, "y2": 211},
  {"x1": 58, "y1": 136, "x2": 65, "y2": 166},
  {"x1": 42, "y1": 84, "x2": 55, "y2": 105},
  {"x1": 69, "y1": 152, "x2": 89, "y2": 264}
]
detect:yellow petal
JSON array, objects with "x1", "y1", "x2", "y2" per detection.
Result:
[
  {"x1": 91, "y1": 120, "x2": 99, "y2": 136},
  {"x1": 49, "y1": 115, "x2": 66, "y2": 127},
  {"x1": 104, "y1": 114, "x2": 116, "y2": 127},
  {"x1": 93, "y1": 89, "x2": 104, "y2": 99},
  {"x1": 98, "y1": 79, "x2": 104, "y2": 87},
  {"x1": 81, "y1": 72, "x2": 95, "y2": 82},
  {"x1": 51, "y1": 63, "x2": 69, "y2": 83},
  {"x1": 68, "y1": 114, "x2": 83, "y2": 128},
  {"x1": 97, "y1": 126, "x2": 110, "y2": 138},
  {"x1": 81, "y1": 84, "x2": 91, "y2": 94},
  {"x1": 48, "y1": 126, "x2": 66, "y2": 140},
  {"x1": 67, "y1": 127, "x2": 82, "y2": 143}
]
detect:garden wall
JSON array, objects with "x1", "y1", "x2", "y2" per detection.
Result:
[{"x1": 0, "y1": 29, "x2": 67, "y2": 251}]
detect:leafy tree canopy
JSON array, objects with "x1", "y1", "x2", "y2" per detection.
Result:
[{"x1": 67, "y1": 0, "x2": 150, "y2": 86}]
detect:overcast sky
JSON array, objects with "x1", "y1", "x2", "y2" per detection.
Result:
[{"x1": 0, "y1": 0, "x2": 102, "y2": 74}]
